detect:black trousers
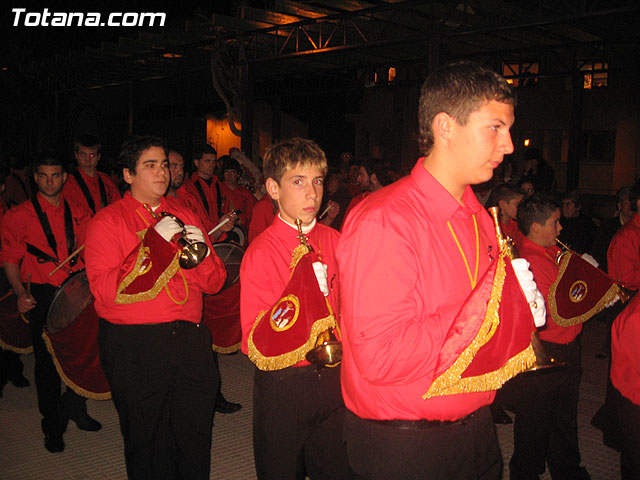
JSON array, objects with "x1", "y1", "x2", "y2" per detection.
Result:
[
  {"x1": 98, "y1": 319, "x2": 219, "y2": 480},
  {"x1": 29, "y1": 283, "x2": 67, "y2": 435},
  {"x1": 252, "y1": 364, "x2": 352, "y2": 480},
  {"x1": 0, "y1": 349, "x2": 24, "y2": 386},
  {"x1": 610, "y1": 384, "x2": 640, "y2": 480},
  {"x1": 509, "y1": 338, "x2": 590, "y2": 480},
  {"x1": 344, "y1": 406, "x2": 501, "y2": 480}
]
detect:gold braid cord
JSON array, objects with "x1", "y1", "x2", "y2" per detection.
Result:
[
  {"x1": 115, "y1": 229, "x2": 181, "y2": 304},
  {"x1": 547, "y1": 254, "x2": 620, "y2": 327},
  {"x1": 424, "y1": 252, "x2": 536, "y2": 399},
  {"x1": 42, "y1": 332, "x2": 111, "y2": 401}
]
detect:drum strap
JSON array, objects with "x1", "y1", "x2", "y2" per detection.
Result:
[
  {"x1": 30, "y1": 197, "x2": 77, "y2": 266},
  {"x1": 215, "y1": 179, "x2": 223, "y2": 214},
  {"x1": 71, "y1": 169, "x2": 107, "y2": 214},
  {"x1": 194, "y1": 179, "x2": 210, "y2": 216}
]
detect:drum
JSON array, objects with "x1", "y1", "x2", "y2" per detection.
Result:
[
  {"x1": 212, "y1": 242, "x2": 244, "y2": 292},
  {"x1": 204, "y1": 242, "x2": 245, "y2": 353},
  {"x1": 43, "y1": 270, "x2": 110, "y2": 400},
  {"x1": 0, "y1": 290, "x2": 33, "y2": 354}
]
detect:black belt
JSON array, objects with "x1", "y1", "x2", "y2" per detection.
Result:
[{"x1": 360, "y1": 408, "x2": 480, "y2": 430}]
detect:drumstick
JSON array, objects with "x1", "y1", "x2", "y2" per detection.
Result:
[
  {"x1": 318, "y1": 204, "x2": 331, "y2": 220},
  {"x1": 207, "y1": 210, "x2": 242, "y2": 236},
  {"x1": 26, "y1": 273, "x2": 31, "y2": 297},
  {"x1": 48, "y1": 244, "x2": 85, "y2": 277}
]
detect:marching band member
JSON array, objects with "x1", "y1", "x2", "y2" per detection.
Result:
[
  {"x1": 608, "y1": 180, "x2": 640, "y2": 292},
  {"x1": 63, "y1": 135, "x2": 120, "y2": 215},
  {"x1": 85, "y1": 136, "x2": 226, "y2": 479},
  {"x1": 509, "y1": 194, "x2": 591, "y2": 480},
  {"x1": 1, "y1": 153, "x2": 100, "y2": 453},
  {"x1": 218, "y1": 156, "x2": 256, "y2": 238},
  {"x1": 240, "y1": 138, "x2": 352, "y2": 479},
  {"x1": 337, "y1": 61, "x2": 543, "y2": 480}
]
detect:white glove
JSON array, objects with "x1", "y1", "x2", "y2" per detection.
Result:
[
  {"x1": 606, "y1": 295, "x2": 620, "y2": 308},
  {"x1": 312, "y1": 262, "x2": 329, "y2": 296},
  {"x1": 581, "y1": 253, "x2": 599, "y2": 268},
  {"x1": 154, "y1": 216, "x2": 183, "y2": 243},
  {"x1": 184, "y1": 225, "x2": 210, "y2": 258},
  {"x1": 512, "y1": 258, "x2": 547, "y2": 327}
]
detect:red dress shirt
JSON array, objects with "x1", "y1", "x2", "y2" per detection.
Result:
[
  {"x1": 342, "y1": 191, "x2": 370, "y2": 229},
  {"x1": 611, "y1": 293, "x2": 640, "y2": 406},
  {"x1": 518, "y1": 236, "x2": 582, "y2": 344},
  {"x1": 248, "y1": 195, "x2": 276, "y2": 244},
  {"x1": 2, "y1": 173, "x2": 32, "y2": 208},
  {"x1": 62, "y1": 168, "x2": 120, "y2": 215},
  {"x1": 608, "y1": 214, "x2": 640, "y2": 291},
  {"x1": 240, "y1": 216, "x2": 340, "y2": 366},
  {"x1": 337, "y1": 159, "x2": 498, "y2": 421},
  {"x1": 84, "y1": 192, "x2": 226, "y2": 325},
  {"x1": 219, "y1": 181, "x2": 256, "y2": 227},
  {"x1": 175, "y1": 185, "x2": 216, "y2": 235},
  {"x1": 1, "y1": 193, "x2": 88, "y2": 287}
]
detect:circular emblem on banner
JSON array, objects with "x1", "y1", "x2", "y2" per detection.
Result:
[
  {"x1": 569, "y1": 280, "x2": 588, "y2": 303},
  {"x1": 269, "y1": 294, "x2": 300, "y2": 331}
]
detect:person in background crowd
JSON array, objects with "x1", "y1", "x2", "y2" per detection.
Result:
[
  {"x1": 219, "y1": 156, "x2": 256, "y2": 238},
  {"x1": 344, "y1": 159, "x2": 363, "y2": 198},
  {"x1": 341, "y1": 159, "x2": 393, "y2": 228},
  {"x1": 2, "y1": 154, "x2": 33, "y2": 208},
  {"x1": 63, "y1": 135, "x2": 120, "y2": 216},
  {"x1": 592, "y1": 185, "x2": 633, "y2": 270},
  {"x1": 319, "y1": 170, "x2": 351, "y2": 230},
  {"x1": 518, "y1": 178, "x2": 535, "y2": 198},
  {"x1": 521, "y1": 147, "x2": 556, "y2": 194},
  {"x1": 558, "y1": 190, "x2": 597, "y2": 254}
]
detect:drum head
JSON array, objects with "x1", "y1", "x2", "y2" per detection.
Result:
[
  {"x1": 213, "y1": 242, "x2": 245, "y2": 292},
  {"x1": 46, "y1": 270, "x2": 94, "y2": 335}
]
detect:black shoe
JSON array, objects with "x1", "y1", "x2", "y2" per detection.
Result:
[
  {"x1": 44, "y1": 434, "x2": 65, "y2": 453},
  {"x1": 215, "y1": 397, "x2": 242, "y2": 414},
  {"x1": 491, "y1": 407, "x2": 513, "y2": 424},
  {"x1": 70, "y1": 413, "x2": 102, "y2": 432},
  {"x1": 9, "y1": 374, "x2": 30, "y2": 388}
]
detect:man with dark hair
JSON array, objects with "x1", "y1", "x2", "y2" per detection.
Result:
[
  {"x1": 338, "y1": 61, "x2": 543, "y2": 479},
  {"x1": 521, "y1": 147, "x2": 556, "y2": 194},
  {"x1": 608, "y1": 180, "x2": 640, "y2": 292},
  {"x1": 559, "y1": 190, "x2": 597, "y2": 255},
  {"x1": 63, "y1": 134, "x2": 120, "y2": 216},
  {"x1": 219, "y1": 156, "x2": 256, "y2": 237},
  {"x1": 487, "y1": 183, "x2": 525, "y2": 249},
  {"x1": 2, "y1": 154, "x2": 33, "y2": 208},
  {"x1": 509, "y1": 193, "x2": 591, "y2": 479},
  {"x1": 341, "y1": 159, "x2": 393, "y2": 228},
  {"x1": 1, "y1": 153, "x2": 99, "y2": 453},
  {"x1": 85, "y1": 135, "x2": 227, "y2": 478}
]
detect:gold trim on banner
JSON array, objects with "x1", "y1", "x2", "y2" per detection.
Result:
[{"x1": 423, "y1": 251, "x2": 536, "y2": 399}]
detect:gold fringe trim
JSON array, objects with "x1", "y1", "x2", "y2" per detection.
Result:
[
  {"x1": 247, "y1": 312, "x2": 336, "y2": 371},
  {"x1": 42, "y1": 331, "x2": 111, "y2": 401},
  {"x1": 115, "y1": 229, "x2": 181, "y2": 304},
  {"x1": 0, "y1": 337, "x2": 33, "y2": 355},
  {"x1": 289, "y1": 244, "x2": 310, "y2": 273},
  {"x1": 212, "y1": 342, "x2": 241, "y2": 354},
  {"x1": 424, "y1": 251, "x2": 536, "y2": 399},
  {"x1": 547, "y1": 254, "x2": 620, "y2": 327}
]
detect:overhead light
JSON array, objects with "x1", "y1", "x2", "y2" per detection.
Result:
[
  {"x1": 163, "y1": 52, "x2": 182, "y2": 59},
  {"x1": 524, "y1": 139, "x2": 530, "y2": 147}
]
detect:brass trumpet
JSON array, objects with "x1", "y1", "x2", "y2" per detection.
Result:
[
  {"x1": 295, "y1": 219, "x2": 342, "y2": 367},
  {"x1": 144, "y1": 204, "x2": 209, "y2": 269},
  {"x1": 488, "y1": 207, "x2": 563, "y2": 372}
]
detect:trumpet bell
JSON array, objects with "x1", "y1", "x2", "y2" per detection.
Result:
[
  {"x1": 305, "y1": 340, "x2": 342, "y2": 366},
  {"x1": 521, "y1": 332, "x2": 565, "y2": 374},
  {"x1": 177, "y1": 239, "x2": 209, "y2": 269}
]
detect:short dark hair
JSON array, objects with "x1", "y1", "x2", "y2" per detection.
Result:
[
  {"x1": 561, "y1": 190, "x2": 582, "y2": 209},
  {"x1": 361, "y1": 158, "x2": 393, "y2": 187},
  {"x1": 193, "y1": 144, "x2": 217, "y2": 161},
  {"x1": 487, "y1": 182, "x2": 523, "y2": 208},
  {"x1": 263, "y1": 138, "x2": 327, "y2": 184},
  {"x1": 34, "y1": 151, "x2": 65, "y2": 171},
  {"x1": 118, "y1": 136, "x2": 168, "y2": 173},
  {"x1": 74, "y1": 134, "x2": 101, "y2": 153},
  {"x1": 517, "y1": 193, "x2": 561, "y2": 236},
  {"x1": 221, "y1": 156, "x2": 241, "y2": 174},
  {"x1": 418, "y1": 60, "x2": 516, "y2": 156},
  {"x1": 616, "y1": 185, "x2": 631, "y2": 205},
  {"x1": 629, "y1": 180, "x2": 640, "y2": 213}
]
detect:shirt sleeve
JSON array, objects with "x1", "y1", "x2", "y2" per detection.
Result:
[
  {"x1": 0, "y1": 207, "x2": 26, "y2": 265},
  {"x1": 339, "y1": 215, "x2": 442, "y2": 386}
]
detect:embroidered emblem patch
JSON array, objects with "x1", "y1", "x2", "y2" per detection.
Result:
[
  {"x1": 569, "y1": 280, "x2": 588, "y2": 303},
  {"x1": 270, "y1": 294, "x2": 300, "y2": 331}
]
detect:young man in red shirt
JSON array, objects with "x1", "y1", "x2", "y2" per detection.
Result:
[
  {"x1": 608, "y1": 180, "x2": 640, "y2": 292},
  {"x1": 240, "y1": 138, "x2": 352, "y2": 480},
  {"x1": 509, "y1": 193, "x2": 590, "y2": 480},
  {"x1": 85, "y1": 136, "x2": 227, "y2": 478},
  {"x1": 2, "y1": 153, "x2": 100, "y2": 453},
  {"x1": 337, "y1": 61, "x2": 544, "y2": 480},
  {"x1": 63, "y1": 135, "x2": 120, "y2": 215}
]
